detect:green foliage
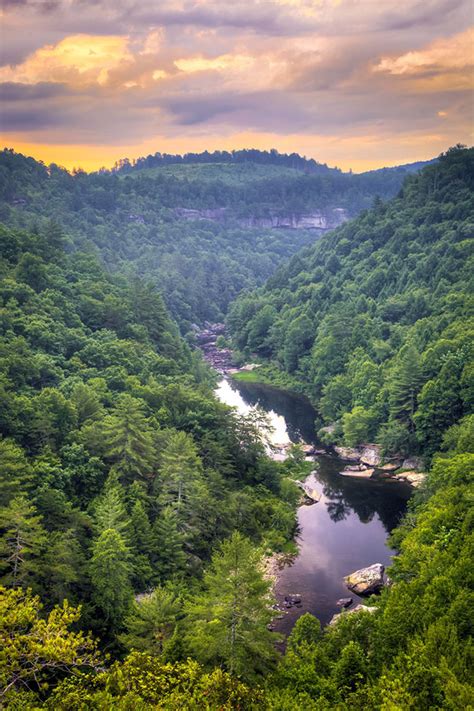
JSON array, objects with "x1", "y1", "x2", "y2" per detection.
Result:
[
  {"x1": 186, "y1": 531, "x2": 278, "y2": 681},
  {"x1": 0, "y1": 586, "x2": 99, "y2": 704},
  {"x1": 0, "y1": 219, "x2": 295, "y2": 651},
  {"x1": 119, "y1": 586, "x2": 181, "y2": 656},
  {"x1": 0, "y1": 149, "x2": 416, "y2": 330},
  {"x1": 48, "y1": 651, "x2": 265, "y2": 710},
  {"x1": 0, "y1": 497, "x2": 46, "y2": 588},
  {"x1": 229, "y1": 147, "x2": 474, "y2": 459},
  {"x1": 90, "y1": 528, "x2": 133, "y2": 632}
]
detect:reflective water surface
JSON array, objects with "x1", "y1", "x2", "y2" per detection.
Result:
[{"x1": 215, "y1": 378, "x2": 411, "y2": 630}]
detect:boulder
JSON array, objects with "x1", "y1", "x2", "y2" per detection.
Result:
[
  {"x1": 360, "y1": 445, "x2": 382, "y2": 467},
  {"x1": 395, "y1": 471, "x2": 426, "y2": 488},
  {"x1": 344, "y1": 563, "x2": 385, "y2": 595},
  {"x1": 301, "y1": 444, "x2": 315, "y2": 454},
  {"x1": 402, "y1": 456, "x2": 424, "y2": 472},
  {"x1": 379, "y1": 462, "x2": 400, "y2": 472},
  {"x1": 336, "y1": 597, "x2": 353, "y2": 608},
  {"x1": 329, "y1": 604, "x2": 378, "y2": 626},
  {"x1": 284, "y1": 594, "x2": 302, "y2": 607},
  {"x1": 295, "y1": 480, "x2": 321, "y2": 503},
  {"x1": 405, "y1": 472, "x2": 426, "y2": 488},
  {"x1": 334, "y1": 446, "x2": 361, "y2": 461},
  {"x1": 341, "y1": 467, "x2": 374, "y2": 479}
]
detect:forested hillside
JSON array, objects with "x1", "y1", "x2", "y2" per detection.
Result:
[
  {"x1": 0, "y1": 219, "x2": 304, "y2": 705},
  {"x1": 0, "y1": 149, "x2": 422, "y2": 330},
  {"x1": 229, "y1": 146, "x2": 474, "y2": 461}
]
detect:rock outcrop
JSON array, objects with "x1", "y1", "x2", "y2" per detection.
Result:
[
  {"x1": 174, "y1": 207, "x2": 349, "y2": 231},
  {"x1": 379, "y1": 462, "x2": 400, "y2": 472},
  {"x1": 401, "y1": 457, "x2": 424, "y2": 472},
  {"x1": 360, "y1": 445, "x2": 382, "y2": 467},
  {"x1": 393, "y1": 471, "x2": 426, "y2": 488},
  {"x1": 294, "y1": 479, "x2": 321, "y2": 504},
  {"x1": 344, "y1": 563, "x2": 385, "y2": 595},
  {"x1": 334, "y1": 446, "x2": 361, "y2": 461},
  {"x1": 329, "y1": 604, "x2": 378, "y2": 626},
  {"x1": 336, "y1": 597, "x2": 353, "y2": 608}
]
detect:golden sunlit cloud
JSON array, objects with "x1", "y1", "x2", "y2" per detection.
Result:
[
  {"x1": 375, "y1": 28, "x2": 474, "y2": 76},
  {"x1": 0, "y1": 34, "x2": 133, "y2": 86},
  {"x1": 175, "y1": 54, "x2": 254, "y2": 73}
]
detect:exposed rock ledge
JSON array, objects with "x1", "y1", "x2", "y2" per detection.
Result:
[
  {"x1": 334, "y1": 444, "x2": 382, "y2": 466},
  {"x1": 173, "y1": 207, "x2": 348, "y2": 231},
  {"x1": 333, "y1": 444, "x2": 426, "y2": 488}
]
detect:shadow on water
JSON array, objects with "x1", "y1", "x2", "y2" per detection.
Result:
[{"x1": 216, "y1": 377, "x2": 412, "y2": 631}]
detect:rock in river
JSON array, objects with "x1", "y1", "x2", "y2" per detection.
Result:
[
  {"x1": 336, "y1": 597, "x2": 353, "y2": 608},
  {"x1": 330, "y1": 604, "x2": 378, "y2": 626},
  {"x1": 340, "y1": 466, "x2": 374, "y2": 479},
  {"x1": 394, "y1": 471, "x2": 426, "y2": 488},
  {"x1": 344, "y1": 563, "x2": 385, "y2": 595}
]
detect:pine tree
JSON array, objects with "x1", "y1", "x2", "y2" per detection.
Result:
[
  {"x1": 40, "y1": 529, "x2": 84, "y2": 605},
  {"x1": 151, "y1": 507, "x2": 187, "y2": 582},
  {"x1": 94, "y1": 482, "x2": 130, "y2": 538},
  {"x1": 90, "y1": 528, "x2": 132, "y2": 631},
  {"x1": 389, "y1": 344, "x2": 423, "y2": 431},
  {"x1": 158, "y1": 431, "x2": 205, "y2": 516},
  {"x1": 102, "y1": 394, "x2": 155, "y2": 482},
  {"x1": 185, "y1": 531, "x2": 278, "y2": 681},
  {"x1": 119, "y1": 586, "x2": 180, "y2": 655},
  {"x1": 0, "y1": 438, "x2": 32, "y2": 505},
  {"x1": 129, "y1": 500, "x2": 154, "y2": 589},
  {"x1": 0, "y1": 496, "x2": 46, "y2": 588}
]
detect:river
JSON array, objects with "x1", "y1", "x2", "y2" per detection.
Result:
[{"x1": 215, "y1": 377, "x2": 411, "y2": 631}]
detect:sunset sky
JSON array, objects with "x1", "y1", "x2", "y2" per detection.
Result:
[{"x1": 1, "y1": 0, "x2": 473, "y2": 172}]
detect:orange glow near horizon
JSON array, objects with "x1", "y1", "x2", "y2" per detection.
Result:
[{"x1": 0, "y1": 132, "x2": 459, "y2": 174}]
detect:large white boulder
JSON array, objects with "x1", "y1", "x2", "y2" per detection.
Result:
[{"x1": 344, "y1": 563, "x2": 385, "y2": 595}]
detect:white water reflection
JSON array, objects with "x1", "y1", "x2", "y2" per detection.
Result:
[{"x1": 216, "y1": 378, "x2": 291, "y2": 446}]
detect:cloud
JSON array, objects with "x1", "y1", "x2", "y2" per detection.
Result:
[
  {"x1": 0, "y1": 34, "x2": 134, "y2": 86},
  {"x1": 374, "y1": 27, "x2": 474, "y2": 76},
  {"x1": 0, "y1": 0, "x2": 472, "y2": 170}
]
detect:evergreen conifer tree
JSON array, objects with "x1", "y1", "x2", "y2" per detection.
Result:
[
  {"x1": 90, "y1": 528, "x2": 132, "y2": 631},
  {"x1": 185, "y1": 531, "x2": 277, "y2": 680}
]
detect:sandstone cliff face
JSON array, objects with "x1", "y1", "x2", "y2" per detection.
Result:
[{"x1": 173, "y1": 207, "x2": 348, "y2": 230}]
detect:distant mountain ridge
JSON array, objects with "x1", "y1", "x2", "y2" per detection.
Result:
[
  {"x1": 110, "y1": 148, "x2": 337, "y2": 176},
  {"x1": 109, "y1": 147, "x2": 435, "y2": 178},
  {"x1": 0, "y1": 147, "x2": 438, "y2": 328}
]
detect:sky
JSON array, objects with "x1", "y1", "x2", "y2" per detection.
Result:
[{"x1": 0, "y1": 0, "x2": 473, "y2": 172}]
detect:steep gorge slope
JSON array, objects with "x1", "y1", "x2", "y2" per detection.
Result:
[{"x1": 228, "y1": 146, "x2": 474, "y2": 460}]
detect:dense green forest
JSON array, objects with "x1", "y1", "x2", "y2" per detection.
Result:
[
  {"x1": 229, "y1": 146, "x2": 474, "y2": 461},
  {"x1": 0, "y1": 149, "x2": 422, "y2": 330},
  {"x1": 0, "y1": 219, "x2": 307, "y2": 706},
  {"x1": 0, "y1": 147, "x2": 473, "y2": 708}
]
